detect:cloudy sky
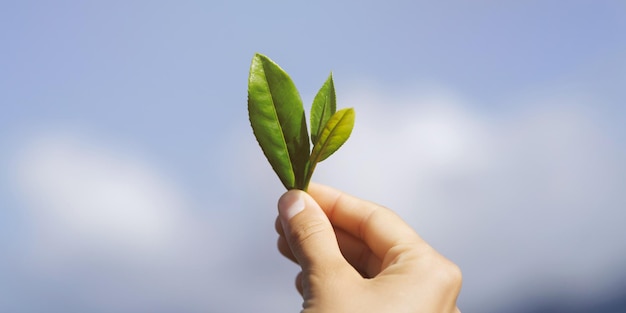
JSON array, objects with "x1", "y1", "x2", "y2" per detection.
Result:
[{"x1": 1, "y1": 1, "x2": 625, "y2": 312}]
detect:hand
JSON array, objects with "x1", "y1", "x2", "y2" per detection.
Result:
[{"x1": 275, "y1": 183, "x2": 462, "y2": 313}]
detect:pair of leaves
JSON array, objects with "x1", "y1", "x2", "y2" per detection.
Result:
[{"x1": 247, "y1": 53, "x2": 355, "y2": 191}]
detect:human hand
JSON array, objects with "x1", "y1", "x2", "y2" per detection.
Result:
[{"x1": 275, "y1": 183, "x2": 462, "y2": 313}]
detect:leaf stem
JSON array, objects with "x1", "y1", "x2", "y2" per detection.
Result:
[{"x1": 301, "y1": 160, "x2": 318, "y2": 191}]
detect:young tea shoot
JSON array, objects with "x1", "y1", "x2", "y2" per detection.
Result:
[{"x1": 247, "y1": 53, "x2": 355, "y2": 191}]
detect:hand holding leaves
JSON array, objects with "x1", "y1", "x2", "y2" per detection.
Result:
[{"x1": 247, "y1": 53, "x2": 355, "y2": 191}]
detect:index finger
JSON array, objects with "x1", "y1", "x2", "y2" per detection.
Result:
[{"x1": 307, "y1": 183, "x2": 428, "y2": 262}]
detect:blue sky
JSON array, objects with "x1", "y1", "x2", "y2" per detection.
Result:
[{"x1": 2, "y1": 1, "x2": 626, "y2": 312}]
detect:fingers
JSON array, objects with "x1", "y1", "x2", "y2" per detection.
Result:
[
  {"x1": 277, "y1": 235, "x2": 297, "y2": 264},
  {"x1": 276, "y1": 183, "x2": 433, "y2": 276},
  {"x1": 307, "y1": 183, "x2": 427, "y2": 263},
  {"x1": 334, "y1": 228, "x2": 382, "y2": 277},
  {"x1": 275, "y1": 184, "x2": 462, "y2": 311},
  {"x1": 277, "y1": 190, "x2": 349, "y2": 271},
  {"x1": 295, "y1": 272, "x2": 304, "y2": 296},
  {"x1": 277, "y1": 215, "x2": 382, "y2": 277}
]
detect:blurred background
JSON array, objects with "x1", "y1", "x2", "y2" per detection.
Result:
[{"x1": 1, "y1": 1, "x2": 625, "y2": 312}]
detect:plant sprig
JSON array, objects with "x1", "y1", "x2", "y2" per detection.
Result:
[{"x1": 247, "y1": 53, "x2": 355, "y2": 191}]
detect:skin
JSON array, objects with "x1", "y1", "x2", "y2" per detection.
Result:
[{"x1": 275, "y1": 183, "x2": 462, "y2": 313}]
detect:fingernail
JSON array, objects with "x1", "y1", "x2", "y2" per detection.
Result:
[{"x1": 278, "y1": 191, "x2": 305, "y2": 221}]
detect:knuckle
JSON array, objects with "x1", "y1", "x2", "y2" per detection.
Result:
[
  {"x1": 289, "y1": 219, "x2": 329, "y2": 247},
  {"x1": 437, "y1": 259, "x2": 463, "y2": 290},
  {"x1": 409, "y1": 246, "x2": 463, "y2": 291}
]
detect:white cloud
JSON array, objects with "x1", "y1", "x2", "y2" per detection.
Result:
[
  {"x1": 13, "y1": 132, "x2": 190, "y2": 258},
  {"x1": 6, "y1": 130, "x2": 301, "y2": 312},
  {"x1": 314, "y1": 84, "x2": 494, "y2": 210}
]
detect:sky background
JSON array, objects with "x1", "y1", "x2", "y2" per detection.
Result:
[{"x1": 1, "y1": 1, "x2": 626, "y2": 312}]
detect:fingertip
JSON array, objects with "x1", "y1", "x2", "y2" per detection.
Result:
[
  {"x1": 278, "y1": 190, "x2": 306, "y2": 223},
  {"x1": 275, "y1": 216, "x2": 284, "y2": 236}
]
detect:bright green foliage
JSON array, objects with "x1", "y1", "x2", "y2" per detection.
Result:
[
  {"x1": 310, "y1": 108, "x2": 355, "y2": 163},
  {"x1": 247, "y1": 53, "x2": 354, "y2": 191},
  {"x1": 310, "y1": 74, "x2": 336, "y2": 145},
  {"x1": 247, "y1": 53, "x2": 310, "y2": 189},
  {"x1": 304, "y1": 108, "x2": 355, "y2": 190}
]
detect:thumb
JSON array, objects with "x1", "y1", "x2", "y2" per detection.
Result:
[{"x1": 278, "y1": 190, "x2": 346, "y2": 270}]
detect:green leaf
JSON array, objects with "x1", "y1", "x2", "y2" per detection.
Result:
[
  {"x1": 310, "y1": 108, "x2": 355, "y2": 163},
  {"x1": 302, "y1": 108, "x2": 355, "y2": 190},
  {"x1": 310, "y1": 73, "x2": 336, "y2": 145},
  {"x1": 247, "y1": 53, "x2": 310, "y2": 189}
]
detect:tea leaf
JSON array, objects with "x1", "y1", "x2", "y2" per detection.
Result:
[
  {"x1": 310, "y1": 73, "x2": 336, "y2": 145},
  {"x1": 310, "y1": 108, "x2": 355, "y2": 163},
  {"x1": 247, "y1": 53, "x2": 310, "y2": 189},
  {"x1": 247, "y1": 53, "x2": 355, "y2": 191},
  {"x1": 302, "y1": 108, "x2": 355, "y2": 190}
]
